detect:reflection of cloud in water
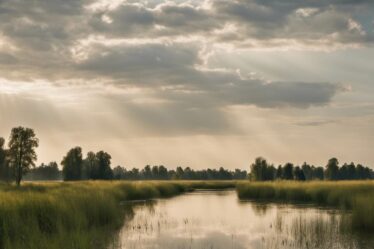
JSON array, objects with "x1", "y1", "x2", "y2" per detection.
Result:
[
  {"x1": 110, "y1": 191, "x2": 374, "y2": 249},
  {"x1": 141, "y1": 231, "x2": 248, "y2": 249}
]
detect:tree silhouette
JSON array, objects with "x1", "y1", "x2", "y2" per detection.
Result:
[
  {"x1": 250, "y1": 157, "x2": 275, "y2": 181},
  {"x1": 142, "y1": 165, "x2": 152, "y2": 179},
  {"x1": 293, "y1": 166, "x2": 306, "y2": 181},
  {"x1": 282, "y1": 163, "x2": 294, "y2": 180},
  {"x1": 24, "y1": 161, "x2": 61, "y2": 181},
  {"x1": 61, "y1": 147, "x2": 83, "y2": 181},
  {"x1": 82, "y1": 151, "x2": 96, "y2": 179},
  {"x1": 7, "y1": 127, "x2": 39, "y2": 186},
  {"x1": 250, "y1": 157, "x2": 266, "y2": 181},
  {"x1": 325, "y1": 158, "x2": 339, "y2": 180},
  {"x1": 113, "y1": 165, "x2": 126, "y2": 179},
  {"x1": 95, "y1": 151, "x2": 113, "y2": 180},
  {"x1": 313, "y1": 166, "x2": 324, "y2": 180},
  {"x1": 301, "y1": 163, "x2": 313, "y2": 180}
]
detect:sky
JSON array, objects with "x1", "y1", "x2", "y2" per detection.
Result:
[{"x1": 0, "y1": 0, "x2": 373, "y2": 169}]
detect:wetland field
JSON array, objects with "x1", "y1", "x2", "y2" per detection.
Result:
[{"x1": 0, "y1": 181, "x2": 373, "y2": 249}]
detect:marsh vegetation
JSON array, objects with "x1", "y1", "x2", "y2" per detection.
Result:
[
  {"x1": 236, "y1": 181, "x2": 374, "y2": 230},
  {"x1": 109, "y1": 190, "x2": 374, "y2": 249},
  {"x1": 0, "y1": 127, "x2": 373, "y2": 248},
  {"x1": 0, "y1": 181, "x2": 236, "y2": 249},
  {"x1": 0, "y1": 180, "x2": 373, "y2": 249}
]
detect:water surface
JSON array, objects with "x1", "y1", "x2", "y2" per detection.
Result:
[{"x1": 110, "y1": 190, "x2": 373, "y2": 249}]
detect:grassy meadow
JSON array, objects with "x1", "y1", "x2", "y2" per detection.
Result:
[
  {"x1": 236, "y1": 180, "x2": 374, "y2": 231},
  {"x1": 0, "y1": 180, "x2": 236, "y2": 249}
]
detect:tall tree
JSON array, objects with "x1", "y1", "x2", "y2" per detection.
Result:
[
  {"x1": 7, "y1": 127, "x2": 39, "y2": 186},
  {"x1": 174, "y1": 167, "x2": 183, "y2": 179},
  {"x1": 282, "y1": 163, "x2": 294, "y2": 180},
  {"x1": 347, "y1": 163, "x2": 357, "y2": 180},
  {"x1": 142, "y1": 165, "x2": 152, "y2": 179},
  {"x1": 250, "y1": 157, "x2": 269, "y2": 181},
  {"x1": 325, "y1": 158, "x2": 339, "y2": 180},
  {"x1": 158, "y1": 165, "x2": 169, "y2": 180},
  {"x1": 82, "y1": 151, "x2": 97, "y2": 179},
  {"x1": 293, "y1": 166, "x2": 306, "y2": 181},
  {"x1": 249, "y1": 157, "x2": 277, "y2": 181},
  {"x1": 301, "y1": 162, "x2": 313, "y2": 180},
  {"x1": 61, "y1": 147, "x2": 83, "y2": 181},
  {"x1": 276, "y1": 165, "x2": 283, "y2": 179},
  {"x1": 113, "y1": 165, "x2": 126, "y2": 179},
  {"x1": 313, "y1": 166, "x2": 325, "y2": 180},
  {"x1": 339, "y1": 163, "x2": 349, "y2": 180},
  {"x1": 95, "y1": 151, "x2": 113, "y2": 180}
]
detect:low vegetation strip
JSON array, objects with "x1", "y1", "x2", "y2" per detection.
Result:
[
  {"x1": 236, "y1": 181, "x2": 374, "y2": 230},
  {"x1": 0, "y1": 181, "x2": 236, "y2": 249}
]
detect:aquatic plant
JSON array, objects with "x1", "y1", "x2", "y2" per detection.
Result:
[{"x1": 236, "y1": 181, "x2": 374, "y2": 230}]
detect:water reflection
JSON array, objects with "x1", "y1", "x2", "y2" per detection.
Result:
[{"x1": 110, "y1": 191, "x2": 373, "y2": 249}]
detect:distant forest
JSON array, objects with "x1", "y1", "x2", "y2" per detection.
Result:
[
  {"x1": 249, "y1": 157, "x2": 373, "y2": 181},
  {"x1": 23, "y1": 154, "x2": 374, "y2": 182},
  {"x1": 50, "y1": 146, "x2": 249, "y2": 181},
  {"x1": 19, "y1": 154, "x2": 374, "y2": 182},
  {"x1": 0, "y1": 127, "x2": 373, "y2": 184}
]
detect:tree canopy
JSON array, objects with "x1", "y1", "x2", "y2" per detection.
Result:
[
  {"x1": 7, "y1": 127, "x2": 39, "y2": 186},
  {"x1": 249, "y1": 157, "x2": 373, "y2": 181},
  {"x1": 61, "y1": 147, "x2": 83, "y2": 181}
]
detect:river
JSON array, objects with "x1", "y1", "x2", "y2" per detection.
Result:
[{"x1": 109, "y1": 190, "x2": 373, "y2": 249}]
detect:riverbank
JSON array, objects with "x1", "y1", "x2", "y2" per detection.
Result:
[
  {"x1": 2, "y1": 180, "x2": 373, "y2": 249},
  {"x1": 236, "y1": 181, "x2": 374, "y2": 230},
  {"x1": 0, "y1": 181, "x2": 236, "y2": 249}
]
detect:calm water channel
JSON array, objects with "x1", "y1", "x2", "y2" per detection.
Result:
[{"x1": 109, "y1": 190, "x2": 373, "y2": 249}]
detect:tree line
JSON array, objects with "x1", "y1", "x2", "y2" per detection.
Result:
[
  {"x1": 250, "y1": 157, "x2": 374, "y2": 181},
  {"x1": 23, "y1": 162, "x2": 61, "y2": 181},
  {"x1": 0, "y1": 127, "x2": 247, "y2": 184},
  {"x1": 61, "y1": 146, "x2": 248, "y2": 181},
  {"x1": 1, "y1": 127, "x2": 373, "y2": 185},
  {"x1": 112, "y1": 165, "x2": 248, "y2": 180}
]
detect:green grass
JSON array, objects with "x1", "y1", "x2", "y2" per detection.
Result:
[
  {"x1": 6, "y1": 180, "x2": 371, "y2": 248},
  {"x1": 0, "y1": 180, "x2": 236, "y2": 249},
  {"x1": 236, "y1": 180, "x2": 374, "y2": 231}
]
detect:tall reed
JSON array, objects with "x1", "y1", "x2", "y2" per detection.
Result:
[
  {"x1": 236, "y1": 181, "x2": 374, "y2": 230},
  {"x1": 0, "y1": 180, "x2": 236, "y2": 249}
]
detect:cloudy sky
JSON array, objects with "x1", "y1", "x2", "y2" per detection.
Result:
[{"x1": 0, "y1": 0, "x2": 373, "y2": 169}]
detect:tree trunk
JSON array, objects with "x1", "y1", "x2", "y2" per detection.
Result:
[
  {"x1": 16, "y1": 141, "x2": 23, "y2": 187},
  {"x1": 16, "y1": 176, "x2": 21, "y2": 186},
  {"x1": 16, "y1": 163, "x2": 21, "y2": 186}
]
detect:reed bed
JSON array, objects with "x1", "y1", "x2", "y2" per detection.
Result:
[
  {"x1": 236, "y1": 181, "x2": 374, "y2": 230},
  {"x1": 0, "y1": 180, "x2": 236, "y2": 249}
]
